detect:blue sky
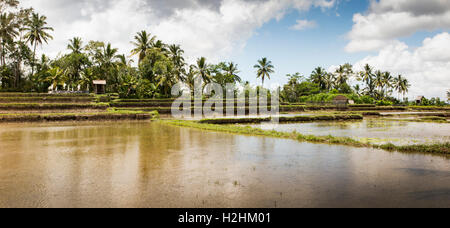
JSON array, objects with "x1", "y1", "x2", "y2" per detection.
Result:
[
  {"x1": 231, "y1": 0, "x2": 443, "y2": 87},
  {"x1": 232, "y1": 0, "x2": 371, "y2": 85}
]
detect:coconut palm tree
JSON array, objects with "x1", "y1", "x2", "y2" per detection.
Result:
[
  {"x1": 324, "y1": 73, "x2": 335, "y2": 91},
  {"x1": 358, "y1": 64, "x2": 376, "y2": 96},
  {"x1": 116, "y1": 54, "x2": 133, "y2": 67},
  {"x1": 194, "y1": 57, "x2": 211, "y2": 83},
  {"x1": 310, "y1": 67, "x2": 327, "y2": 91},
  {"x1": 184, "y1": 65, "x2": 196, "y2": 91},
  {"x1": 334, "y1": 63, "x2": 353, "y2": 88},
  {"x1": 0, "y1": 0, "x2": 19, "y2": 12},
  {"x1": 393, "y1": 74, "x2": 405, "y2": 100},
  {"x1": 224, "y1": 62, "x2": 241, "y2": 83},
  {"x1": 334, "y1": 66, "x2": 345, "y2": 87},
  {"x1": 46, "y1": 67, "x2": 66, "y2": 90},
  {"x1": 67, "y1": 37, "x2": 83, "y2": 54},
  {"x1": 131, "y1": 31, "x2": 155, "y2": 64},
  {"x1": 152, "y1": 40, "x2": 168, "y2": 54},
  {"x1": 382, "y1": 71, "x2": 393, "y2": 97},
  {"x1": 254, "y1": 57, "x2": 274, "y2": 87},
  {"x1": 0, "y1": 13, "x2": 19, "y2": 66},
  {"x1": 400, "y1": 77, "x2": 410, "y2": 101},
  {"x1": 24, "y1": 13, "x2": 53, "y2": 77},
  {"x1": 374, "y1": 70, "x2": 384, "y2": 97},
  {"x1": 168, "y1": 44, "x2": 185, "y2": 82},
  {"x1": 353, "y1": 84, "x2": 361, "y2": 96}
]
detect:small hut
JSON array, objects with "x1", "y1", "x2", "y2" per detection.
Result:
[
  {"x1": 93, "y1": 80, "x2": 106, "y2": 94},
  {"x1": 415, "y1": 96, "x2": 424, "y2": 105},
  {"x1": 332, "y1": 95, "x2": 349, "y2": 105}
]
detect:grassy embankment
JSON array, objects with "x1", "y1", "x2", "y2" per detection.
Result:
[
  {"x1": 198, "y1": 114, "x2": 363, "y2": 124},
  {"x1": 162, "y1": 119, "x2": 450, "y2": 155},
  {"x1": 111, "y1": 98, "x2": 450, "y2": 114}
]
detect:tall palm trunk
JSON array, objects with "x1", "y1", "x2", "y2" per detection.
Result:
[
  {"x1": 31, "y1": 42, "x2": 37, "y2": 78},
  {"x1": 0, "y1": 40, "x2": 4, "y2": 67}
]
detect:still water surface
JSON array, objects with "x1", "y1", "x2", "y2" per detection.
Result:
[
  {"x1": 255, "y1": 120, "x2": 450, "y2": 145},
  {"x1": 0, "y1": 121, "x2": 449, "y2": 208}
]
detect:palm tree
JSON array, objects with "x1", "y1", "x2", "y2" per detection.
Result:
[
  {"x1": 400, "y1": 77, "x2": 410, "y2": 101},
  {"x1": 353, "y1": 84, "x2": 361, "y2": 96},
  {"x1": 324, "y1": 73, "x2": 335, "y2": 91},
  {"x1": 152, "y1": 40, "x2": 168, "y2": 53},
  {"x1": 0, "y1": 13, "x2": 19, "y2": 66},
  {"x1": 224, "y1": 62, "x2": 241, "y2": 83},
  {"x1": 374, "y1": 70, "x2": 384, "y2": 97},
  {"x1": 254, "y1": 57, "x2": 274, "y2": 87},
  {"x1": 184, "y1": 65, "x2": 197, "y2": 91},
  {"x1": 334, "y1": 65, "x2": 346, "y2": 87},
  {"x1": 24, "y1": 13, "x2": 53, "y2": 77},
  {"x1": 0, "y1": 0, "x2": 19, "y2": 12},
  {"x1": 168, "y1": 44, "x2": 185, "y2": 82},
  {"x1": 101, "y1": 43, "x2": 120, "y2": 91},
  {"x1": 393, "y1": 74, "x2": 405, "y2": 100},
  {"x1": 46, "y1": 67, "x2": 66, "y2": 90},
  {"x1": 194, "y1": 57, "x2": 211, "y2": 83},
  {"x1": 382, "y1": 71, "x2": 393, "y2": 97},
  {"x1": 116, "y1": 54, "x2": 133, "y2": 67},
  {"x1": 310, "y1": 67, "x2": 327, "y2": 91},
  {"x1": 334, "y1": 63, "x2": 353, "y2": 88},
  {"x1": 131, "y1": 31, "x2": 155, "y2": 64},
  {"x1": 67, "y1": 37, "x2": 83, "y2": 54},
  {"x1": 358, "y1": 64, "x2": 376, "y2": 96}
]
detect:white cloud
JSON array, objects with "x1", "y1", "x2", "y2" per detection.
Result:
[
  {"x1": 20, "y1": 0, "x2": 336, "y2": 63},
  {"x1": 346, "y1": 0, "x2": 450, "y2": 52},
  {"x1": 290, "y1": 19, "x2": 317, "y2": 31},
  {"x1": 353, "y1": 32, "x2": 450, "y2": 100}
]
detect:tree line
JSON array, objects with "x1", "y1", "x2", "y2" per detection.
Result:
[
  {"x1": 279, "y1": 63, "x2": 415, "y2": 104},
  {"x1": 3, "y1": 0, "x2": 441, "y2": 105}
]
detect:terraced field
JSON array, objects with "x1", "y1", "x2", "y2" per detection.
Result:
[{"x1": 0, "y1": 93, "x2": 153, "y2": 122}]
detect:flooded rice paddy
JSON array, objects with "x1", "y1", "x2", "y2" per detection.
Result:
[
  {"x1": 254, "y1": 120, "x2": 450, "y2": 145},
  {"x1": 0, "y1": 121, "x2": 449, "y2": 208}
]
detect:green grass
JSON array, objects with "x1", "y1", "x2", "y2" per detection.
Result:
[
  {"x1": 199, "y1": 114, "x2": 363, "y2": 124},
  {"x1": 162, "y1": 119, "x2": 450, "y2": 156},
  {"x1": 409, "y1": 106, "x2": 450, "y2": 111},
  {"x1": 0, "y1": 103, "x2": 109, "y2": 110},
  {"x1": 0, "y1": 97, "x2": 94, "y2": 103},
  {"x1": 0, "y1": 92, "x2": 93, "y2": 97},
  {"x1": 380, "y1": 118, "x2": 449, "y2": 123}
]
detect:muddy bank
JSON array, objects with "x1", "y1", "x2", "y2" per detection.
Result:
[
  {"x1": 0, "y1": 103, "x2": 109, "y2": 111},
  {"x1": 0, "y1": 113, "x2": 151, "y2": 123},
  {"x1": 0, "y1": 97, "x2": 95, "y2": 103},
  {"x1": 0, "y1": 109, "x2": 110, "y2": 114}
]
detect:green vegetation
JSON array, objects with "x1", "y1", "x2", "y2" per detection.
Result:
[
  {"x1": 0, "y1": 96, "x2": 94, "y2": 103},
  {"x1": 163, "y1": 120, "x2": 450, "y2": 155},
  {"x1": 1, "y1": 0, "x2": 448, "y2": 109},
  {"x1": 254, "y1": 57, "x2": 274, "y2": 86},
  {"x1": 380, "y1": 118, "x2": 449, "y2": 124},
  {"x1": 199, "y1": 114, "x2": 363, "y2": 124},
  {"x1": 0, "y1": 106, "x2": 159, "y2": 122},
  {"x1": 0, "y1": 102, "x2": 108, "y2": 110}
]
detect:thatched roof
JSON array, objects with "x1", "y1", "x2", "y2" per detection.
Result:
[{"x1": 93, "y1": 80, "x2": 106, "y2": 85}]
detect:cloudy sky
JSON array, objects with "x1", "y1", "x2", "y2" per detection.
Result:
[{"x1": 20, "y1": 0, "x2": 450, "y2": 99}]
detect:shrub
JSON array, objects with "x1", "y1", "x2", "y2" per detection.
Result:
[
  {"x1": 376, "y1": 100, "x2": 393, "y2": 106},
  {"x1": 359, "y1": 95, "x2": 375, "y2": 104}
]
